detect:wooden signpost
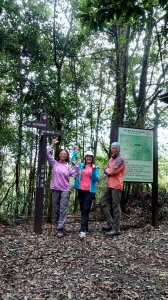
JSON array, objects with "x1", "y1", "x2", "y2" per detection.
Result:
[{"x1": 24, "y1": 113, "x2": 61, "y2": 234}]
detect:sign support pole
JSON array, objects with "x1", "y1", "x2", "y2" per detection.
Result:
[
  {"x1": 34, "y1": 133, "x2": 47, "y2": 234},
  {"x1": 152, "y1": 126, "x2": 158, "y2": 227},
  {"x1": 34, "y1": 114, "x2": 48, "y2": 234}
]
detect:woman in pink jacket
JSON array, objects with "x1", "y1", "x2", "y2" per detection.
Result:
[
  {"x1": 47, "y1": 139, "x2": 79, "y2": 237},
  {"x1": 99, "y1": 142, "x2": 125, "y2": 237}
]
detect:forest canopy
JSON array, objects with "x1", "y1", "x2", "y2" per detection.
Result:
[{"x1": 0, "y1": 0, "x2": 168, "y2": 220}]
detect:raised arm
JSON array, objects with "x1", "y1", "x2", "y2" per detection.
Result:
[
  {"x1": 46, "y1": 138, "x2": 59, "y2": 168},
  {"x1": 68, "y1": 162, "x2": 80, "y2": 178},
  {"x1": 71, "y1": 145, "x2": 79, "y2": 166}
]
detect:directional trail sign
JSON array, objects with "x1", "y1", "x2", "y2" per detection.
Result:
[
  {"x1": 41, "y1": 129, "x2": 61, "y2": 136},
  {"x1": 24, "y1": 113, "x2": 61, "y2": 234},
  {"x1": 24, "y1": 121, "x2": 48, "y2": 129}
]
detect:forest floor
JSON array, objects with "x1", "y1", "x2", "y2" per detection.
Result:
[{"x1": 0, "y1": 208, "x2": 168, "y2": 300}]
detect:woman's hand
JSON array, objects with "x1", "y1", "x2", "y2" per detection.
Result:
[
  {"x1": 92, "y1": 164, "x2": 96, "y2": 171},
  {"x1": 51, "y1": 138, "x2": 59, "y2": 147},
  {"x1": 73, "y1": 145, "x2": 79, "y2": 150}
]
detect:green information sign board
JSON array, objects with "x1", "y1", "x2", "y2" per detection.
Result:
[{"x1": 119, "y1": 127, "x2": 153, "y2": 182}]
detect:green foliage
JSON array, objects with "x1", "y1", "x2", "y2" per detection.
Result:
[
  {"x1": 0, "y1": 0, "x2": 168, "y2": 220},
  {"x1": 76, "y1": 0, "x2": 147, "y2": 31},
  {"x1": 0, "y1": 212, "x2": 11, "y2": 225},
  {"x1": 159, "y1": 154, "x2": 168, "y2": 190}
]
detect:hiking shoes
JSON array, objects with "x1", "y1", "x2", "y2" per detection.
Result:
[
  {"x1": 102, "y1": 225, "x2": 112, "y2": 232},
  {"x1": 79, "y1": 231, "x2": 86, "y2": 238},
  {"x1": 57, "y1": 229, "x2": 64, "y2": 238},
  {"x1": 105, "y1": 229, "x2": 121, "y2": 237},
  {"x1": 79, "y1": 231, "x2": 88, "y2": 238}
]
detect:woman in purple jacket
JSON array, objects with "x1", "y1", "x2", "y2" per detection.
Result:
[{"x1": 47, "y1": 138, "x2": 79, "y2": 237}]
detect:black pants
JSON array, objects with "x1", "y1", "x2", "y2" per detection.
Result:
[{"x1": 78, "y1": 189, "x2": 93, "y2": 232}]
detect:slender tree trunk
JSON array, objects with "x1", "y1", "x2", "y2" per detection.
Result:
[
  {"x1": 114, "y1": 25, "x2": 130, "y2": 125},
  {"x1": 94, "y1": 61, "x2": 108, "y2": 158},
  {"x1": 0, "y1": 147, "x2": 4, "y2": 187},
  {"x1": 110, "y1": 25, "x2": 130, "y2": 147},
  {"x1": 21, "y1": 136, "x2": 38, "y2": 216},
  {"x1": 15, "y1": 105, "x2": 23, "y2": 215},
  {"x1": 135, "y1": 19, "x2": 153, "y2": 127},
  {"x1": 28, "y1": 136, "x2": 38, "y2": 216},
  {"x1": 0, "y1": 182, "x2": 15, "y2": 207},
  {"x1": 52, "y1": 0, "x2": 73, "y2": 134}
]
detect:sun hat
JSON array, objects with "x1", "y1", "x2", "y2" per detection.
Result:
[
  {"x1": 111, "y1": 142, "x2": 120, "y2": 147},
  {"x1": 84, "y1": 150, "x2": 94, "y2": 157}
]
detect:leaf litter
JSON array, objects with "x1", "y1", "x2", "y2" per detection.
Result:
[{"x1": 0, "y1": 213, "x2": 168, "y2": 300}]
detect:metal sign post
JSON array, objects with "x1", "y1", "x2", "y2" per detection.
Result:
[
  {"x1": 152, "y1": 126, "x2": 158, "y2": 226},
  {"x1": 24, "y1": 113, "x2": 61, "y2": 234}
]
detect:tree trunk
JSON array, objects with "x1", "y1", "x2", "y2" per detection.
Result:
[
  {"x1": 14, "y1": 105, "x2": 23, "y2": 215},
  {"x1": 110, "y1": 25, "x2": 130, "y2": 146},
  {"x1": 0, "y1": 147, "x2": 4, "y2": 187},
  {"x1": 135, "y1": 19, "x2": 153, "y2": 127}
]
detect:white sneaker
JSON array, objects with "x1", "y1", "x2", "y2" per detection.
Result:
[{"x1": 79, "y1": 231, "x2": 86, "y2": 238}]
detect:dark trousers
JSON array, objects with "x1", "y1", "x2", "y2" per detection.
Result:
[{"x1": 78, "y1": 189, "x2": 93, "y2": 232}]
